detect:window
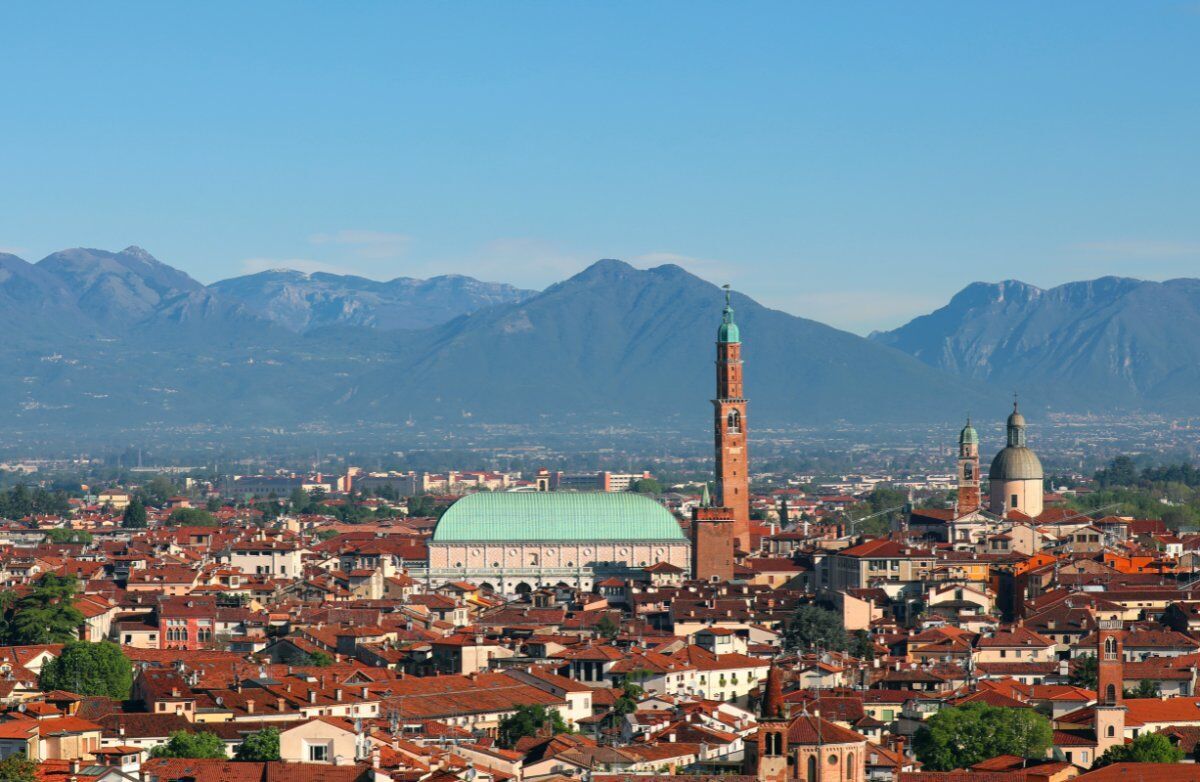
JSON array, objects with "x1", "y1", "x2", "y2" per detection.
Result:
[
  {"x1": 808, "y1": 755, "x2": 818, "y2": 782},
  {"x1": 1107, "y1": 725, "x2": 1115, "y2": 737},
  {"x1": 308, "y1": 743, "x2": 329, "y2": 762},
  {"x1": 727, "y1": 410, "x2": 741, "y2": 433},
  {"x1": 1011, "y1": 494, "x2": 1019, "y2": 508}
]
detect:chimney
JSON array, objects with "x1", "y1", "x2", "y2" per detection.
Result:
[
  {"x1": 895, "y1": 736, "x2": 906, "y2": 765},
  {"x1": 246, "y1": 700, "x2": 255, "y2": 714},
  {"x1": 335, "y1": 688, "x2": 343, "y2": 702},
  {"x1": 309, "y1": 690, "x2": 317, "y2": 704},
  {"x1": 362, "y1": 686, "x2": 369, "y2": 699},
  {"x1": 277, "y1": 697, "x2": 286, "y2": 712}
]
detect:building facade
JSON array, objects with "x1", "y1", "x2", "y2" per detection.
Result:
[{"x1": 425, "y1": 492, "x2": 689, "y2": 593}]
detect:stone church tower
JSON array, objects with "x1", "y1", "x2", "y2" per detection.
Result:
[
  {"x1": 957, "y1": 418, "x2": 980, "y2": 514},
  {"x1": 1095, "y1": 618, "x2": 1126, "y2": 758},
  {"x1": 714, "y1": 286, "x2": 750, "y2": 552}
]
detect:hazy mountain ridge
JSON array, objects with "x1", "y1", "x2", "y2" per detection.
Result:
[
  {"x1": 871, "y1": 276, "x2": 1200, "y2": 411},
  {"x1": 210, "y1": 268, "x2": 536, "y2": 332},
  {"x1": 0, "y1": 247, "x2": 1008, "y2": 436},
  {"x1": 0, "y1": 245, "x2": 1195, "y2": 441}
]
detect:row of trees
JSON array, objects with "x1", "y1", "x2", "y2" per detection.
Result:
[
  {"x1": 0, "y1": 484, "x2": 71, "y2": 519},
  {"x1": 150, "y1": 726, "x2": 280, "y2": 760},
  {"x1": 914, "y1": 702, "x2": 1182, "y2": 770},
  {"x1": 1083, "y1": 457, "x2": 1200, "y2": 528}
]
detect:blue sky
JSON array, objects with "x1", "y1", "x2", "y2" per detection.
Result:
[{"x1": 1, "y1": 2, "x2": 1197, "y2": 333}]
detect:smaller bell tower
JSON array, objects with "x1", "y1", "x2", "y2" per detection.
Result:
[
  {"x1": 1095, "y1": 618, "x2": 1126, "y2": 757},
  {"x1": 957, "y1": 418, "x2": 980, "y2": 515},
  {"x1": 745, "y1": 663, "x2": 790, "y2": 782}
]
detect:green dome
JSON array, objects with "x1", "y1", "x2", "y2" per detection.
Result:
[
  {"x1": 431, "y1": 492, "x2": 687, "y2": 543},
  {"x1": 718, "y1": 319, "x2": 740, "y2": 344},
  {"x1": 959, "y1": 419, "x2": 978, "y2": 445}
]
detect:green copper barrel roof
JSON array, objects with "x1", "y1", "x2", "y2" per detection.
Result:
[{"x1": 431, "y1": 491, "x2": 687, "y2": 543}]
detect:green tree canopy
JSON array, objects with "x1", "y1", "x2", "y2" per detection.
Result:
[
  {"x1": 167, "y1": 507, "x2": 217, "y2": 526},
  {"x1": 235, "y1": 727, "x2": 280, "y2": 761},
  {"x1": 0, "y1": 753, "x2": 37, "y2": 782},
  {"x1": 149, "y1": 730, "x2": 227, "y2": 759},
  {"x1": 850, "y1": 629, "x2": 876, "y2": 661},
  {"x1": 8, "y1": 573, "x2": 84, "y2": 644},
  {"x1": 44, "y1": 528, "x2": 93, "y2": 545},
  {"x1": 595, "y1": 614, "x2": 620, "y2": 640},
  {"x1": 1094, "y1": 732, "x2": 1183, "y2": 768},
  {"x1": 38, "y1": 641, "x2": 133, "y2": 699},
  {"x1": 630, "y1": 478, "x2": 663, "y2": 495},
  {"x1": 122, "y1": 497, "x2": 148, "y2": 529},
  {"x1": 784, "y1": 604, "x2": 848, "y2": 652},
  {"x1": 1125, "y1": 679, "x2": 1159, "y2": 699},
  {"x1": 914, "y1": 703, "x2": 1052, "y2": 771},
  {"x1": 1070, "y1": 654, "x2": 1099, "y2": 690},
  {"x1": 307, "y1": 651, "x2": 334, "y2": 667},
  {"x1": 140, "y1": 476, "x2": 181, "y2": 507},
  {"x1": 497, "y1": 705, "x2": 570, "y2": 749}
]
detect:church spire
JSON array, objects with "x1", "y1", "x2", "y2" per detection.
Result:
[{"x1": 718, "y1": 284, "x2": 740, "y2": 344}]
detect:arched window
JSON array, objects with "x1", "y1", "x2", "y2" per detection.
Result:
[
  {"x1": 727, "y1": 410, "x2": 741, "y2": 433},
  {"x1": 807, "y1": 755, "x2": 818, "y2": 782},
  {"x1": 766, "y1": 731, "x2": 783, "y2": 756},
  {"x1": 1104, "y1": 637, "x2": 1117, "y2": 660},
  {"x1": 847, "y1": 752, "x2": 855, "y2": 779},
  {"x1": 1105, "y1": 684, "x2": 1117, "y2": 704},
  {"x1": 1107, "y1": 725, "x2": 1116, "y2": 737}
]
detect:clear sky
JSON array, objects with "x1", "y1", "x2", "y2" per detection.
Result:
[{"x1": 2, "y1": 2, "x2": 1197, "y2": 333}]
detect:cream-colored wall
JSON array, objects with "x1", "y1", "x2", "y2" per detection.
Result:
[
  {"x1": 279, "y1": 721, "x2": 359, "y2": 764},
  {"x1": 991, "y1": 479, "x2": 1043, "y2": 517}
]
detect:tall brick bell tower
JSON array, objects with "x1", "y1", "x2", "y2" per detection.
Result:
[{"x1": 714, "y1": 286, "x2": 751, "y2": 553}]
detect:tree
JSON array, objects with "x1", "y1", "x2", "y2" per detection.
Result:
[
  {"x1": 307, "y1": 651, "x2": 334, "y2": 667},
  {"x1": 8, "y1": 573, "x2": 84, "y2": 644},
  {"x1": 141, "y1": 476, "x2": 180, "y2": 507},
  {"x1": 122, "y1": 497, "x2": 147, "y2": 529},
  {"x1": 45, "y1": 528, "x2": 92, "y2": 545},
  {"x1": 1070, "y1": 654, "x2": 1099, "y2": 690},
  {"x1": 205, "y1": 496, "x2": 222, "y2": 512},
  {"x1": 914, "y1": 703, "x2": 1052, "y2": 771},
  {"x1": 595, "y1": 614, "x2": 620, "y2": 640},
  {"x1": 785, "y1": 604, "x2": 848, "y2": 652},
  {"x1": 150, "y1": 730, "x2": 227, "y2": 759},
  {"x1": 850, "y1": 629, "x2": 876, "y2": 661},
  {"x1": 1125, "y1": 679, "x2": 1159, "y2": 698},
  {"x1": 167, "y1": 508, "x2": 217, "y2": 526},
  {"x1": 0, "y1": 753, "x2": 37, "y2": 782},
  {"x1": 497, "y1": 705, "x2": 570, "y2": 748},
  {"x1": 630, "y1": 478, "x2": 663, "y2": 495},
  {"x1": 1093, "y1": 732, "x2": 1183, "y2": 768},
  {"x1": 1095, "y1": 456, "x2": 1139, "y2": 488},
  {"x1": 235, "y1": 727, "x2": 280, "y2": 761},
  {"x1": 38, "y1": 641, "x2": 133, "y2": 699}
]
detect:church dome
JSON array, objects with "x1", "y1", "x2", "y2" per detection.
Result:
[
  {"x1": 989, "y1": 446, "x2": 1044, "y2": 481},
  {"x1": 989, "y1": 400, "x2": 1042, "y2": 480}
]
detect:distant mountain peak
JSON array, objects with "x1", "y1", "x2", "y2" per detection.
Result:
[{"x1": 872, "y1": 275, "x2": 1200, "y2": 412}]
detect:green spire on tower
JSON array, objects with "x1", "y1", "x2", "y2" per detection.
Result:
[
  {"x1": 717, "y1": 284, "x2": 740, "y2": 344},
  {"x1": 700, "y1": 483, "x2": 711, "y2": 507}
]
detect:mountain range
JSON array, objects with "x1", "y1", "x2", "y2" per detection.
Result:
[
  {"x1": 871, "y1": 277, "x2": 1200, "y2": 413},
  {"x1": 0, "y1": 245, "x2": 1192, "y2": 443}
]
